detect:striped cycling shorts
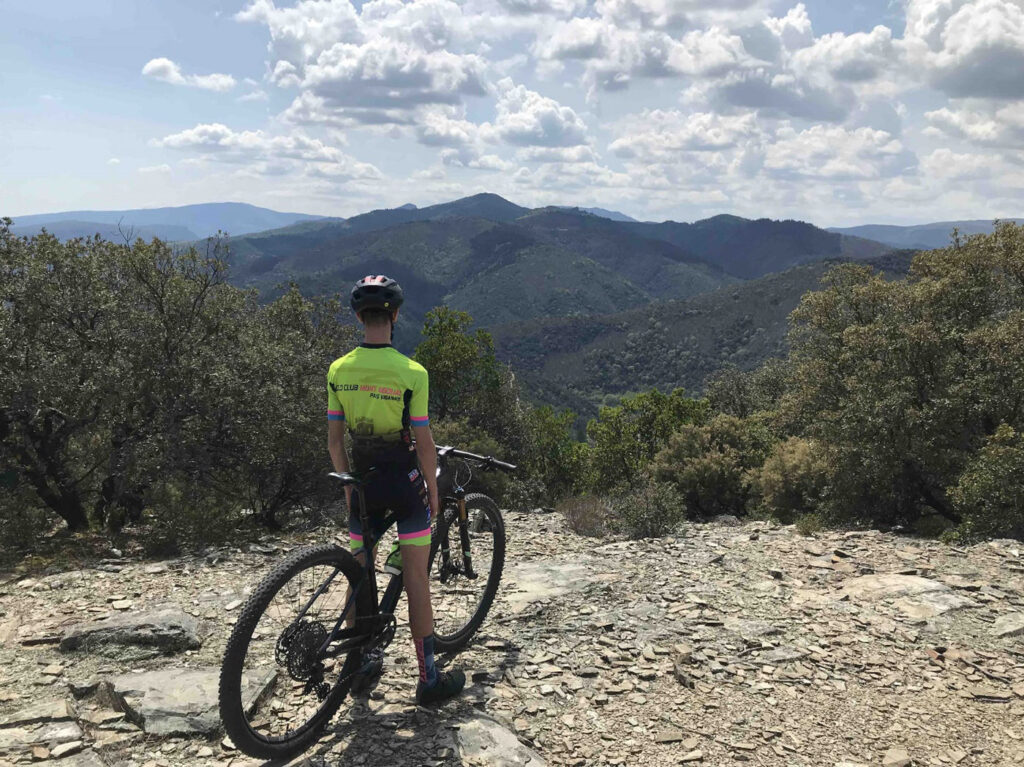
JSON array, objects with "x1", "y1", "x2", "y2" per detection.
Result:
[{"x1": 348, "y1": 464, "x2": 432, "y2": 550}]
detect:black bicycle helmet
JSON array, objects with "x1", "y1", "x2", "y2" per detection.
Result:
[{"x1": 350, "y1": 274, "x2": 404, "y2": 314}]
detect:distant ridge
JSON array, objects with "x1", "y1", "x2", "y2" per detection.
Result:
[
  {"x1": 558, "y1": 206, "x2": 639, "y2": 223},
  {"x1": 9, "y1": 202, "x2": 325, "y2": 240},
  {"x1": 828, "y1": 219, "x2": 1024, "y2": 250}
]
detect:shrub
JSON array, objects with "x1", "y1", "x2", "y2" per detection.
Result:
[
  {"x1": 795, "y1": 512, "x2": 824, "y2": 536},
  {"x1": 0, "y1": 224, "x2": 356, "y2": 539},
  {"x1": 750, "y1": 437, "x2": 832, "y2": 523},
  {"x1": 140, "y1": 478, "x2": 245, "y2": 557},
  {"x1": 558, "y1": 495, "x2": 612, "y2": 538},
  {"x1": 585, "y1": 388, "x2": 709, "y2": 491},
  {"x1": 951, "y1": 424, "x2": 1024, "y2": 540},
  {"x1": 651, "y1": 413, "x2": 776, "y2": 518},
  {"x1": 613, "y1": 480, "x2": 686, "y2": 539}
]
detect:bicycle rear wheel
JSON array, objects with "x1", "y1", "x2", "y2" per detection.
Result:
[
  {"x1": 429, "y1": 493, "x2": 505, "y2": 652},
  {"x1": 218, "y1": 543, "x2": 373, "y2": 761}
]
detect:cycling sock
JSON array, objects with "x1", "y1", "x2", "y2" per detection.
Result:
[{"x1": 414, "y1": 634, "x2": 439, "y2": 687}]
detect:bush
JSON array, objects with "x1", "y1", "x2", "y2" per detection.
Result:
[
  {"x1": 613, "y1": 480, "x2": 686, "y2": 539},
  {"x1": 558, "y1": 495, "x2": 612, "y2": 538},
  {"x1": 951, "y1": 424, "x2": 1024, "y2": 540},
  {"x1": 140, "y1": 478, "x2": 245, "y2": 557},
  {"x1": 651, "y1": 413, "x2": 776, "y2": 518},
  {"x1": 750, "y1": 437, "x2": 832, "y2": 523},
  {"x1": 0, "y1": 488, "x2": 53, "y2": 556},
  {"x1": 795, "y1": 512, "x2": 824, "y2": 536},
  {"x1": 706, "y1": 360, "x2": 788, "y2": 418},
  {"x1": 585, "y1": 388, "x2": 709, "y2": 491}
]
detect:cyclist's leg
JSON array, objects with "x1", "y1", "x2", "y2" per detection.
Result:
[
  {"x1": 392, "y1": 467, "x2": 463, "y2": 700},
  {"x1": 392, "y1": 467, "x2": 434, "y2": 654}
]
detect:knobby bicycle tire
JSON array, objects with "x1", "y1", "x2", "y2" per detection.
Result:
[
  {"x1": 218, "y1": 543, "x2": 373, "y2": 761},
  {"x1": 430, "y1": 493, "x2": 506, "y2": 652}
]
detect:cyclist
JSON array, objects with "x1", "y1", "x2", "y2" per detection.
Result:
[{"x1": 326, "y1": 275, "x2": 466, "y2": 705}]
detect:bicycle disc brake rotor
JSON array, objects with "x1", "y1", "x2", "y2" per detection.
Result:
[{"x1": 276, "y1": 620, "x2": 328, "y2": 682}]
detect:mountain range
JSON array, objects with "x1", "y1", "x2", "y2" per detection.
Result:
[
  {"x1": 8, "y1": 202, "x2": 324, "y2": 240},
  {"x1": 11, "y1": 193, "x2": 1011, "y2": 414},
  {"x1": 828, "y1": 219, "x2": 1024, "y2": 250}
]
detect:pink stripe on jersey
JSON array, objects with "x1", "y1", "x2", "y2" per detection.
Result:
[{"x1": 398, "y1": 528, "x2": 431, "y2": 540}]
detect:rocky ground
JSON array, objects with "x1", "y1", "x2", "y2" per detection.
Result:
[{"x1": 3, "y1": 511, "x2": 1024, "y2": 767}]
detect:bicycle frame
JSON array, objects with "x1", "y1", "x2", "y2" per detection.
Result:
[{"x1": 304, "y1": 478, "x2": 401, "y2": 659}]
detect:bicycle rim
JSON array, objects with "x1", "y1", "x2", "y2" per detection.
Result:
[
  {"x1": 429, "y1": 496, "x2": 504, "y2": 647},
  {"x1": 220, "y1": 546, "x2": 366, "y2": 756}
]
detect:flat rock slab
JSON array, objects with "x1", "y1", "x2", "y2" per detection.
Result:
[
  {"x1": 993, "y1": 612, "x2": 1024, "y2": 638},
  {"x1": 55, "y1": 752, "x2": 105, "y2": 767},
  {"x1": 505, "y1": 556, "x2": 620, "y2": 613},
  {"x1": 0, "y1": 721, "x2": 83, "y2": 753},
  {"x1": 99, "y1": 666, "x2": 275, "y2": 736},
  {"x1": 841, "y1": 574, "x2": 977, "y2": 619},
  {"x1": 456, "y1": 714, "x2": 547, "y2": 766},
  {"x1": 841, "y1": 574, "x2": 949, "y2": 601},
  {"x1": 60, "y1": 607, "x2": 200, "y2": 656},
  {"x1": 0, "y1": 699, "x2": 73, "y2": 728},
  {"x1": 724, "y1": 618, "x2": 782, "y2": 639}
]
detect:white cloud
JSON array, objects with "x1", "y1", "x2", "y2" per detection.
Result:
[
  {"x1": 138, "y1": 164, "x2": 172, "y2": 174},
  {"x1": 302, "y1": 39, "x2": 488, "y2": 112},
  {"x1": 791, "y1": 25, "x2": 897, "y2": 84},
  {"x1": 609, "y1": 110, "x2": 762, "y2": 160},
  {"x1": 763, "y1": 125, "x2": 913, "y2": 180},
  {"x1": 493, "y1": 81, "x2": 589, "y2": 146},
  {"x1": 155, "y1": 123, "x2": 381, "y2": 181},
  {"x1": 238, "y1": 89, "x2": 270, "y2": 102},
  {"x1": 905, "y1": 0, "x2": 1024, "y2": 99},
  {"x1": 141, "y1": 58, "x2": 237, "y2": 91},
  {"x1": 107, "y1": 158, "x2": 121, "y2": 165},
  {"x1": 536, "y1": 21, "x2": 751, "y2": 92},
  {"x1": 925, "y1": 103, "x2": 1024, "y2": 148}
]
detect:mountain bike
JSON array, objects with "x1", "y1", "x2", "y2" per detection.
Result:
[{"x1": 218, "y1": 446, "x2": 515, "y2": 760}]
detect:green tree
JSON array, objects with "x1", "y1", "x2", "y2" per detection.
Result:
[
  {"x1": 414, "y1": 307, "x2": 503, "y2": 423},
  {"x1": 782, "y1": 222, "x2": 1024, "y2": 528},
  {"x1": 0, "y1": 221, "x2": 356, "y2": 543},
  {"x1": 749, "y1": 437, "x2": 833, "y2": 523},
  {"x1": 585, "y1": 388, "x2": 708, "y2": 491}
]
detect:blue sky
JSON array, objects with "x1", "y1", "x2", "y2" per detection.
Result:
[{"x1": 3, "y1": 0, "x2": 1023, "y2": 225}]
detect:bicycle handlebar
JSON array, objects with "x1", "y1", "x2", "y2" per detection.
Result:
[{"x1": 436, "y1": 445, "x2": 517, "y2": 473}]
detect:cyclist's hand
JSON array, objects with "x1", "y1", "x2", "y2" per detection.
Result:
[
  {"x1": 430, "y1": 487, "x2": 440, "y2": 517},
  {"x1": 344, "y1": 486, "x2": 353, "y2": 512}
]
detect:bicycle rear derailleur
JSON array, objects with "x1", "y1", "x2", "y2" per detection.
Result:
[{"x1": 276, "y1": 619, "x2": 331, "y2": 699}]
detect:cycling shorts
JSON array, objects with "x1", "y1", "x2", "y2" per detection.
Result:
[{"x1": 349, "y1": 465, "x2": 432, "y2": 549}]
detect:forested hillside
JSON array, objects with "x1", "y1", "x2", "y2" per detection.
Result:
[
  {"x1": 217, "y1": 193, "x2": 892, "y2": 344},
  {"x1": 492, "y1": 252, "x2": 914, "y2": 417},
  {"x1": 1, "y1": 217, "x2": 1022, "y2": 556}
]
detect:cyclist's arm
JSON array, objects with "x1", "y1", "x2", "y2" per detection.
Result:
[
  {"x1": 328, "y1": 420, "x2": 352, "y2": 508},
  {"x1": 413, "y1": 425, "x2": 440, "y2": 515}
]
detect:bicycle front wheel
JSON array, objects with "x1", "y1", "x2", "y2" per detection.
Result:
[
  {"x1": 218, "y1": 543, "x2": 373, "y2": 761},
  {"x1": 429, "y1": 493, "x2": 505, "y2": 652}
]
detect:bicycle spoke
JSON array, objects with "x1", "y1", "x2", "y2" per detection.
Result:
[
  {"x1": 238, "y1": 563, "x2": 355, "y2": 742},
  {"x1": 431, "y1": 505, "x2": 496, "y2": 640}
]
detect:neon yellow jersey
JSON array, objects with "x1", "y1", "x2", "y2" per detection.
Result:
[{"x1": 326, "y1": 344, "x2": 430, "y2": 437}]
